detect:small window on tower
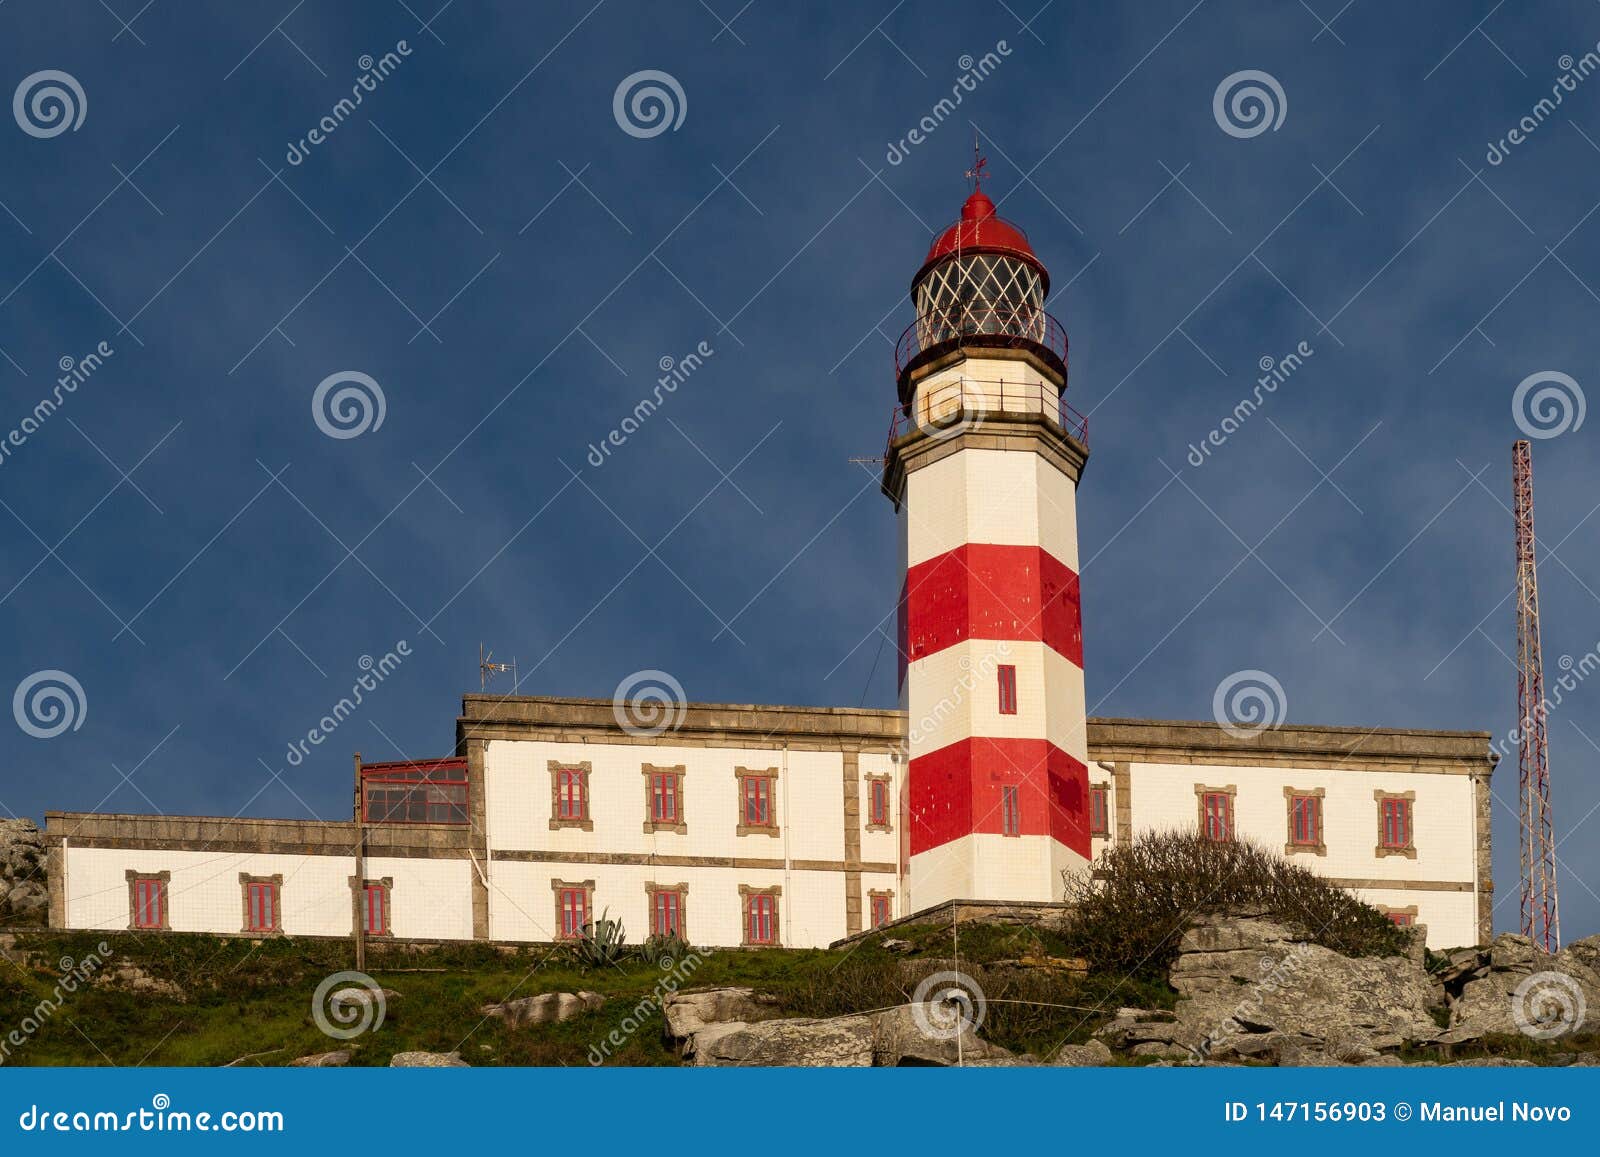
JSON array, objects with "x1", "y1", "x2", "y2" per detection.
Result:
[
  {"x1": 1000, "y1": 784, "x2": 1021, "y2": 836},
  {"x1": 1089, "y1": 785, "x2": 1109, "y2": 837},
  {"x1": 997, "y1": 664, "x2": 1018, "y2": 715}
]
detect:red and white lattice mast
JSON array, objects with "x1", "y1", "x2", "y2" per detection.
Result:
[
  {"x1": 1512, "y1": 439, "x2": 1560, "y2": 952},
  {"x1": 883, "y1": 154, "x2": 1092, "y2": 910}
]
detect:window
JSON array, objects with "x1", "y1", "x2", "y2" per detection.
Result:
[
  {"x1": 735, "y1": 767, "x2": 780, "y2": 835},
  {"x1": 549, "y1": 761, "x2": 594, "y2": 831},
  {"x1": 869, "y1": 892, "x2": 892, "y2": 928},
  {"x1": 556, "y1": 889, "x2": 595, "y2": 940},
  {"x1": 648, "y1": 885, "x2": 686, "y2": 938},
  {"x1": 361, "y1": 758, "x2": 468, "y2": 825},
  {"x1": 128, "y1": 873, "x2": 167, "y2": 930},
  {"x1": 868, "y1": 776, "x2": 891, "y2": 830},
  {"x1": 742, "y1": 888, "x2": 779, "y2": 945},
  {"x1": 1388, "y1": 910, "x2": 1415, "y2": 927},
  {"x1": 744, "y1": 777, "x2": 772, "y2": 825},
  {"x1": 1199, "y1": 790, "x2": 1233, "y2": 842},
  {"x1": 558, "y1": 768, "x2": 587, "y2": 820},
  {"x1": 1001, "y1": 784, "x2": 1021, "y2": 836},
  {"x1": 1379, "y1": 795, "x2": 1413, "y2": 851},
  {"x1": 997, "y1": 664, "x2": 1018, "y2": 714},
  {"x1": 361, "y1": 880, "x2": 390, "y2": 936},
  {"x1": 1286, "y1": 791, "x2": 1324, "y2": 853},
  {"x1": 641, "y1": 764, "x2": 687, "y2": 834},
  {"x1": 241, "y1": 874, "x2": 281, "y2": 933},
  {"x1": 651, "y1": 772, "x2": 679, "y2": 823},
  {"x1": 1089, "y1": 785, "x2": 1109, "y2": 837}
]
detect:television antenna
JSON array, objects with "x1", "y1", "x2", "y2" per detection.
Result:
[{"x1": 479, "y1": 643, "x2": 518, "y2": 692}]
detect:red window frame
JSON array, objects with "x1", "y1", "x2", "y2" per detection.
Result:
[
  {"x1": 1289, "y1": 794, "x2": 1321, "y2": 846},
  {"x1": 745, "y1": 893, "x2": 777, "y2": 945},
  {"x1": 131, "y1": 877, "x2": 165, "y2": 929},
  {"x1": 651, "y1": 890, "x2": 682, "y2": 938},
  {"x1": 1089, "y1": 785, "x2": 1109, "y2": 836},
  {"x1": 1387, "y1": 911, "x2": 1415, "y2": 927},
  {"x1": 1380, "y1": 797, "x2": 1412, "y2": 849},
  {"x1": 558, "y1": 887, "x2": 588, "y2": 939},
  {"x1": 1000, "y1": 784, "x2": 1021, "y2": 836},
  {"x1": 557, "y1": 767, "x2": 588, "y2": 822},
  {"x1": 870, "y1": 894, "x2": 891, "y2": 928},
  {"x1": 997, "y1": 664, "x2": 1018, "y2": 715},
  {"x1": 1201, "y1": 792, "x2": 1233, "y2": 842},
  {"x1": 361, "y1": 757, "x2": 469, "y2": 826},
  {"x1": 363, "y1": 882, "x2": 389, "y2": 936},
  {"x1": 650, "y1": 772, "x2": 679, "y2": 824},
  {"x1": 743, "y1": 776, "x2": 774, "y2": 827},
  {"x1": 869, "y1": 778, "x2": 890, "y2": 827},
  {"x1": 245, "y1": 880, "x2": 278, "y2": 932}
]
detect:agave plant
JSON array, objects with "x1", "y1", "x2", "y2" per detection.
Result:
[
  {"x1": 639, "y1": 932, "x2": 691, "y2": 968},
  {"x1": 572, "y1": 908, "x2": 628, "y2": 969}
]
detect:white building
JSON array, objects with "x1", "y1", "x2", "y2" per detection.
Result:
[{"x1": 45, "y1": 177, "x2": 1494, "y2": 951}]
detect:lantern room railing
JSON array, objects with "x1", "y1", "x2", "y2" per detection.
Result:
[
  {"x1": 895, "y1": 305, "x2": 1068, "y2": 379},
  {"x1": 885, "y1": 376, "x2": 1088, "y2": 459}
]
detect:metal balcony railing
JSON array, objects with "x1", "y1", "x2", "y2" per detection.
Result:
[
  {"x1": 894, "y1": 305, "x2": 1069, "y2": 379},
  {"x1": 885, "y1": 376, "x2": 1089, "y2": 458}
]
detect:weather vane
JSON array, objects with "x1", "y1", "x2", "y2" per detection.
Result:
[{"x1": 965, "y1": 135, "x2": 988, "y2": 192}]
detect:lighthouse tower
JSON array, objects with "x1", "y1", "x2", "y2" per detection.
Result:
[{"x1": 883, "y1": 161, "x2": 1091, "y2": 911}]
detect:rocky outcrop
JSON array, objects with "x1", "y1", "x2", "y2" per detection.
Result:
[
  {"x1": 482, "y1": 991, "x2": 604, "y2": 1027},
  {"x1": 689, "y1": 1003, "x2": 1017, "y2": 1067},
  {"x1": 288, "y1": 1051, "x2": 351, "y2": 1067},
  {"x1": 662, "y1": 987, "x2": 783, "y2": 1044},
  {"x1": 389, "y1": 1051, "x2": 468, "y2": 1067},
  {"x1": 1097, "y1": 913, "x2": 1443, "y2": 1063},
  {"x1": 663, "y1": 986, "x2": 1017, "y2": 1067},
  {"x1": 96, "y1": 962, "x2": 185, "y2": 1002},
  {"x1": 0, "y1": 819, "x2": 47, "y2": 923},
  {"x1": 1441, "y1": 933, "x2": 1600, "y2": 1039}
]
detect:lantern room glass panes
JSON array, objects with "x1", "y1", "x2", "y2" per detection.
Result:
[{"x1": 914, "y1": 254, "x2": 1045, "y2": 347}]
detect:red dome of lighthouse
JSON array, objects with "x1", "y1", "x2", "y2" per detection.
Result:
[{"x1": 913, "y1": 188, "x2": 1050, "y2": 296}]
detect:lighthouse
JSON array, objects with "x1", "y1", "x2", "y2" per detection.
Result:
[{"x1": 883, "y1": 158, "x2": 1092, "y2": 911}]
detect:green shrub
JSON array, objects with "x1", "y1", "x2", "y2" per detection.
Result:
[
  {"x1": 1060, "y1": 830, "x2": 1408, "y2": 977},
  {"x1": 569, "y1": 909, "x2": 628, "y2": 970}
]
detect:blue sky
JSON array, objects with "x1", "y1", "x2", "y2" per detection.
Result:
[{"x1": 1, "y1": 1, "x2": 1597, "y2": 940}]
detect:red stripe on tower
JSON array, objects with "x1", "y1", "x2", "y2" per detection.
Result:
[{"x1": 903, "y1": 543, "x2": 1082, "y2": 666}]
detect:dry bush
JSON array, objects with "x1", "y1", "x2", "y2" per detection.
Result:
[{"x1": 1061, "y1": 829, "x2": 1407, "y2": 977}]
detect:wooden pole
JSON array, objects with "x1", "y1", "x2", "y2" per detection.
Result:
[{"x1": 353, "y1": 750, "x2": 366, "y2": 973}]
